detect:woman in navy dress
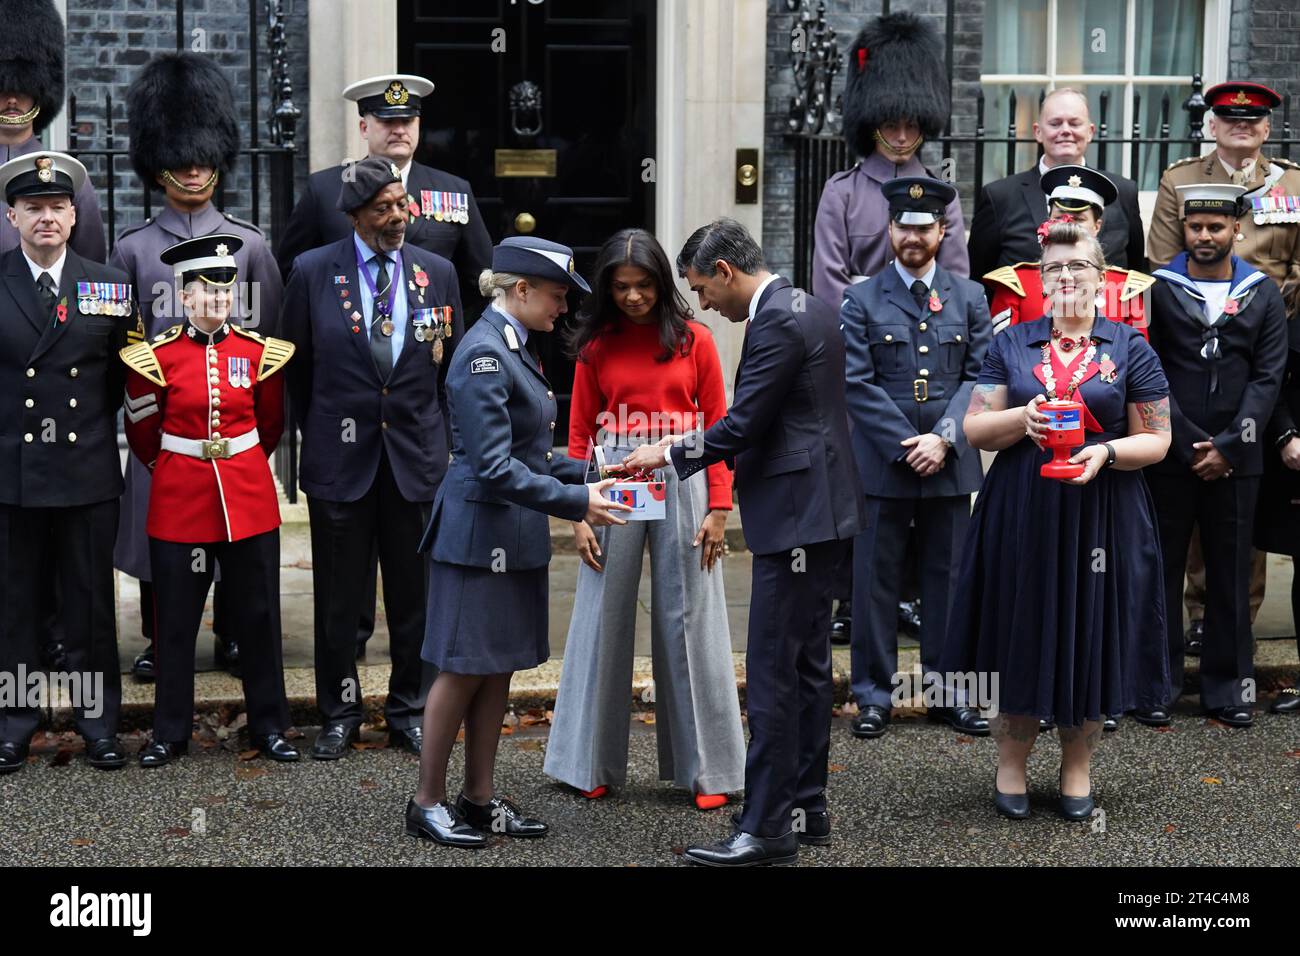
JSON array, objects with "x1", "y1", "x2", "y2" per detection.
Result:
[
  {"x1": 943, "y1": 219, "x2": 1172, "y2": 821},
  {"x1": 404, "y1": 237, "x2": 632, "y2": 849}
]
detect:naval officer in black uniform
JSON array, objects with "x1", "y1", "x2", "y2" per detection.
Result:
[
  {"x1": 0, "y1": 152, "x2": 136, "y2": 773},
  {"x1": 840, "y1": 177, "x2": 992, "y2": 740}
]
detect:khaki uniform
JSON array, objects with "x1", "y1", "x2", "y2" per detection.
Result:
[{"x1": 1149, "y1": 151, "x2": 1300, "y2": 315}]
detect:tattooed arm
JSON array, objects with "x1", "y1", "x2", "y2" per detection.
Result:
[
  {"x1": 963, "y1": 383, "x2": 1041, "y2": 452},
  {"x1": 1109, "y1": 397, "x2": 1172, "y2": 469}
]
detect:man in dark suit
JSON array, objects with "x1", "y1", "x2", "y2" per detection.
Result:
[
  {"x1": 624, "y1": 219, "x2": 864, "y2": 866},
  {"x1": 0, "y1": 152, "x2": 136, "y2": 773},
  {"x1": 281, "y1": 156, "x2": 464, "y2": 760},
  {"x1": 1145, "y1": 183, "x2": 1287, "y2": 730},
  {"x1": 841, "y1": 177, "x2": 991, "y2": 741},
  {"x1": 967, "y1": 88, "x2": 1147, "y2": 282}
]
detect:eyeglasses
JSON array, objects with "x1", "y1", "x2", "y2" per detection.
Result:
[{"x1": 1041, "y1": 260, "x2": 1101, "y2": 279}]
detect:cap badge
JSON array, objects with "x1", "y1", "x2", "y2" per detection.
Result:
[
  {"x1": 1232, "y1": 90, "x2": 1250, "y2": 105},
  {"x1": 1067, "y1": 175, "x2": 1082, "y2": 188},
  {"x1": 35, "y1": 156, "x2": 53, "y2": 183},
  {"x1": 568, "y1": 257, "x2": 576, "y2": 275},
  {"x1": 384, "y1": 81, "x2": 409, "y2": 106},
  {"x1": 908, "y1": 184, "x2": 924, "y2": 200},
  {"x1": 215, "y1": 243, "x2": 229, "y2": 257},
  {"x1": 389, "y1": 161, "x2": 401, "y2": 180}
]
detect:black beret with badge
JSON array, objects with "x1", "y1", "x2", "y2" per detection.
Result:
[
  {"x1": 336, "y1": 155, "x2": 405, "y2": 213},
  {"x1": 342, "y1": 74, "x2": 435, "y2": 120},
  {"x1": 881, "y1": 176, "x2": 955, "y2": 225}
]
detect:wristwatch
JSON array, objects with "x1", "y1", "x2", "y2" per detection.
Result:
[{"x1": 1102, "y1": 442, "x2": 1117, "y2": 469}]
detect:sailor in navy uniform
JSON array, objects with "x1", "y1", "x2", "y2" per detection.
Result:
[
  {"x1": 1145, "y1": 183, "x2": 1288, "y2": 729},
  {"x1": 404, "y1": 237, "x2": 631, "y2": 849},
  {"x1": 0, "y1": 152, "x2": 136, "y2": 773},
  {"x1": 112, "y1": 52, "x2": 284, "y2": 682}
]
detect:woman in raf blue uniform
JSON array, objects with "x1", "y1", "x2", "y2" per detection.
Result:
[
  {"x1": 405, "y1": 237, "x2": 632, "y2": 848},
  {"x1": 941, "y1": 220, "x2": 1173, "y2": 821}
]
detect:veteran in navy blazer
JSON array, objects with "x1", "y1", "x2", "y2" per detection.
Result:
[
  {"x1": 840, "y1": 177, "x2": 991, "y2": 743},
  {"x1": 624, "y1": 219, "x2": 864, "y2": 867},
  {"x1": 280, "y1": 157, "x2": 463, "y2": 760},
  {"x1": 404, "y1": 237, "x2": 631, "y2": 850}
]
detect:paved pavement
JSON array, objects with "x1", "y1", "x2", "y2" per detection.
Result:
[{"x1": 2, "y1": 709, "x2": 1295, "y2": 867}]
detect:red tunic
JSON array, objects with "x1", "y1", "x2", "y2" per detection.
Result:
[
  {"x1": 121, "y1": 322, "x2": 293, "y2": 544},
  {"x1": 983, "y1": 262, "x2": 1152, "y2": 339}
]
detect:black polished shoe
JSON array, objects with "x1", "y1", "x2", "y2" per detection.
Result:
[
  {"x1": 85, "y1": 737, "x2": 127, "y2": 770},
  {"x1": 139, "y1": 740, "x2": 187, "y2": 768},
  {"x1": 1271, "y1": 685, "x2": 1300, "y2": 714},
  {"x1": 897, "y1": 599, "x2": 922, "y2": 637},
  {"x1": 388, "y1": 726, "x2": 423, "y2": 755},
  {"x1": 1059, "y1": 771, "x2": 1095, "y2": 821},
  {"x1": 456, "y1": 793, "x2": 548, "y2": 838},
  {"x1": 1184, "y1": 620, "x2": 1203, "y2": 657},
  {"x1": 310, "y1": 723, "x2": 359, "y2": 760},
  {"x1": 404, "y1": 798, "x2": 488, "y2": 848},
  {"x1": 994, "y1": 772, "x2": 1030, "y2": 819},
  {"x1": 829, "y1": 600, "x2": 852, "y2": 646},
  {"x1": 929, "y1": 706, "x2": 990, "y2": 736},
  {"x1": 1133, "y1": 707, "x2": 1171, "y2": 727},
  {"x1": 131, "y1": 643, "x2": 156, "y2": 682},
  {"x1": 732, "y1": 808, "x2": 830, "y2": 846},
  {"x1": 1206, "y1": 705, "x2": 1253, "y2": 728},
  {"x1": 1102, "y1": 715, "x2": 1119, "y2": 732},
  {"x1": 214, "y1": 636, "x2": 241, "y2": 676},
  {"x1": 850, "y1": 704, "x2": 890, "y2": 739},
  {"x1": 684, "y1": 828, "x2": 799, "y2": 867},
  {"x1": 251, "y1": 733, "x2": 300, "y2": 762},
  {"x1": 1039, "y1": 718, "x2": 1056, "y2": 732},
  {"x1": 0, "y1": 740, "x2": 30, "y2": 774}
]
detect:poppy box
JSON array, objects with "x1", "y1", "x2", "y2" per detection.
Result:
[{"x1": 591, "y1": 444, "x2": 666, "y2": 521}]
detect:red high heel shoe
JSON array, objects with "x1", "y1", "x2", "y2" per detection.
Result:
[
  {"x1": 694, "y1": 792, "x2": 728, "y2": 811},
  {"x1": 580, "y1": 785, "x2": 609, "y2": 800}
]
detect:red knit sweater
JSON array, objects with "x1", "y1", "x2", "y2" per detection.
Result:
[{"x1": 568, "y1": 318, "x2": 734, "y2": 511}]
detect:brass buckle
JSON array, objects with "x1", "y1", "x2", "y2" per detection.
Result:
[
  {"x1": 913, "y1": 379, "x2": 929, "y2": 403},
  {"x1": 201, "y1": 438, "x2": 231, "y2": 460}
]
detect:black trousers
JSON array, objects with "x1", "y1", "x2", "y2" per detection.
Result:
[
  {"x1": 850, "y1": 494, "x2": 969, "y2": 708},
  {"x1": 1147, "y1": 472, "x2": 1258, "y2": 709},
  {"x1": 0, "y1": 500, "x2": 120, "y2": 741},
  {"x1": 739, "y1": 539, "x2": 847, "y2": 838},
  {"x1": 357, "y1": 539, "x2": 379, "y2": 645},
  {"x1": 139, "y1": 576, "x2": 230, "y2": 643},
  {"x1": 149, "y1": 531, "x2": 290, "y2": 741},
  {"x1": 307, "y1": 452, "x2": 433, "y2": 730}
]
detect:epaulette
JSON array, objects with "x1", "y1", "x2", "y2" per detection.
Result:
[
  {"x1": 1272, "y1": 156, "x2": 1300, "y2": 170},
  {"x1": 222, "y1": 211, "x2": 267, "y2": 237},
  {"x1": 151, "y1": 324, "x2": 184, "y2": 346},
  {"x1": 982, "y1": 263, "x2": 1035, "y2": 297},
  {"x1": 1112, "y1": 268, "x2": 1155, "y2": 302},
  {"x1": 1164, "y1": 155, "x2": 1201, "y2": 171},
  {"x1": 119, "y1": 341, "x2": 166, "y2": 387},
  {"x1": 256, "y1": 335, "x2": 295, "y2": 379}
]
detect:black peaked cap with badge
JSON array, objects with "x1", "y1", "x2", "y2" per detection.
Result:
[
  {"x1": 492, "y1": 236, "x2": 592, "y2": 294},
  {"x1": 882, "y1": 176, "x2": 956, "y2": 225}
]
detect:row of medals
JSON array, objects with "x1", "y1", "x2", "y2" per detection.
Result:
[
  {"x1": 377, "y1": 315, "x2": 453, "y2": 363},
  {"x1": 79, "y1": 297, "x2": 130, "y2": 316}
]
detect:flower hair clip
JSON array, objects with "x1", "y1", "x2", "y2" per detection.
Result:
[{"x1": 1036, "y1": 214, "x2": 1075, "y2": 246}]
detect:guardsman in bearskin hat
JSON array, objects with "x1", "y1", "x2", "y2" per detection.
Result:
[
  {"x1": 983, "y1": 165, "x2": 1154, "y2": 339},
  {"x1": 0, "y1": 0, "x2": 105, "y2": 261},
  {"x1": 121, "y1": 235, "x2": 298, "y2": 766},
  {"x1": 0, "y1": 151, "x2": 137, "y2": 774},
  {"x1": 112, "y1": 52, "x2": 284, "y2": 682}
]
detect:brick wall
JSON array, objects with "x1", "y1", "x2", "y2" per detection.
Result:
[
  {"x1": 63, "y1": 0, "x2": 310, "y2": 254},
  {"x1": 1229, "y1": 0, "x2": 1300, "y2": 108}
]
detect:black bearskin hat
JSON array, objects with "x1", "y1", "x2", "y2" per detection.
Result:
[
  {"x1": 127, "y1": 53, "x2": 240, "y2": 186},
  {"x1": 0, "y1": 0, "x2": 66, "y2": 136},
  {"x1": 842, "y1": 12, "x2": 950, "y2": 158}
]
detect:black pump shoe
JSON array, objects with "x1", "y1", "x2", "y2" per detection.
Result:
[
  {"x1": 1059, "y1": 771, "x2": 1095, "y2": 821},
  {"x1": 994, "y1": 772, "x2": 1029, "y2": 819},
  {"x1": 404, "y1": 799, "x2": 488, "y2": 848}
]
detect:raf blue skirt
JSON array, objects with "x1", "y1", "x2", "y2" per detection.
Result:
[{"x1": 420, "y1": 559, "x2": 549, "y2": 674}]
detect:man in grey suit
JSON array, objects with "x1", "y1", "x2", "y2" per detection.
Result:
[{"x1": 841, "y1": 177, "x2": 992, "y2": 740}]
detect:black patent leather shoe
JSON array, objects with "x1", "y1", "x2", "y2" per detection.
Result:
[
  {"x1": 1184, "y1": 620, "x2": 1203, "y2": 657},
  {"x1": 1038, "y1": 718, "x2": 1056, "y2": 732},
  {"x1": 388, "y1": 726, "x2": 423, "y2": 755},
  {"x1": 684, "y1": 829, "x2": 799, "y2": 867},
  {"x1": 850, "y1": 704, "x2": 890, "y2": 739},
  {"x1": 1206, "y1": 705, "x2": 1253, "y2": 728},
  {"x1": 456, "y1": 793, "x2": 548, "y2": 838},
  {"x1": 994, "y1": 772, "x2": 1030, "y2": 819},
  {"x1": 131, "y1": 643, "x2": 156, "y2": 682},
  {"x1": 85, "y1": 737, "x2": 127, "y2": 770},
  {"x1": 1103, "y1": 715, "x2": 1119, "y2": 732},
  {"x1": 929, "y1": 706, "x2": 990, "y2": 736},
  {"x1": 404, "y1": 798, "x2": 488, "y2": 848},
  {"x1": 732, "y1": 809, "x2": 830, "y2": 846},
  {"x1": 1133, "y1": 707, "x2": 1171, "y2": 727},
  {"x1": 0, "y1": 740, "x2": 30, "y2": 774},
  {"x1": 829, "y1": 600, "x2": 852, "y2": 646},
  {"x1": 1271, "y1": 685, "x2": 1300, "y2": 714},
  {"x1": 251, "y1": 733, "x2": 300, "y2": 762},
  {"x1": 139, "y1": 740, "x2": 187, "y2": 768},
  {"x1": 310, "y1": 723, "x2": 359, "y2": 759},
  {"x1": 1059, "y1": 772, "x2": 1095, "y2": 821},
  {"x1": 214, "y1": 636, "x2": 241, "y2": 676},
  {"x1": 897, "y1": 599, "x2": 922, "y2": 637}
]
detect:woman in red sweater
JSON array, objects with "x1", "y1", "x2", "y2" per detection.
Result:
[{"x1": 543, "y1": 229, "x2": 746, "y2": 810}]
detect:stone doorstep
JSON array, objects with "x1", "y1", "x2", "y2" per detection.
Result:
[{"x1": 46, "y1": 642, "x2": 1300, "y2": 732}]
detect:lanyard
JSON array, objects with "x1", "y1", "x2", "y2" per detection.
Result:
[{"x1": 355, "y1": 244, "x2": 402, "y2": 319}]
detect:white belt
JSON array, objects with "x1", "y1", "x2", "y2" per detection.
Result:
[{"x1": 161, "y1": 429, "x2": 260, "y2": 461}]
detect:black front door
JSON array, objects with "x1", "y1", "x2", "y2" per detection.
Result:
[{"x1": 399, "y1": 0, "x2": 657, "y2": 438}]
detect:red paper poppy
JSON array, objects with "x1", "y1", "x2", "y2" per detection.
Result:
[
  {"x1": 56, "y1": 303, "x2": 67, "y2": 323},
  {"x1": 414, "y1": 269, "x2": 429, "y2": 288}
]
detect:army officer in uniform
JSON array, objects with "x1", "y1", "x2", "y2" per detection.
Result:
[
  {"x1": 405, "y1": 238, "x2": 631, "y2": 848},
  {"x1": 121, "y1": 236, "x2": 297, "y2": 766},
  {"x1": 840, "y1": 177, "x2": 992, "y2": 740}
]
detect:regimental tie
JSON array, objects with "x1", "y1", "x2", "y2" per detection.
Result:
[{"x1": 370, "y1": 253, "x2": 394, "y2": 378}]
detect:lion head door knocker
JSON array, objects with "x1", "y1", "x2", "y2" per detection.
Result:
[{"x1": 509, "y1": 81, "x2": 543, "y2": 141}]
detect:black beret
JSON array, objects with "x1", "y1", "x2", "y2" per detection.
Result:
[{"x1": 336, "y1": 156, "x2": 404, "y2": 213}]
